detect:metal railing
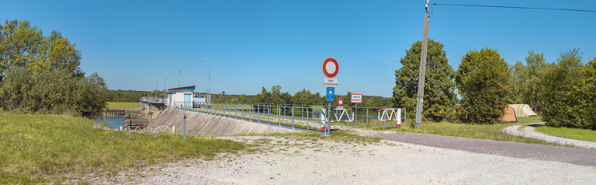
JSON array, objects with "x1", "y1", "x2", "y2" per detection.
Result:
[
  {"x1": 140, "y1": 97, "x2": 167, "y2": 104},
  {"x1": 171, "y1": 101, "x2": 407, "y2": 134}
]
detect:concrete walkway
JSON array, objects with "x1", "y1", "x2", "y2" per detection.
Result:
[{"x1": 503, "y1": 122, "x2": 596, "y2": 149}]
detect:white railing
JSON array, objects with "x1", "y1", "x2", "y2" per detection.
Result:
[{"x1": 147, "y1": 126, "x2": 176, "y2": 134}]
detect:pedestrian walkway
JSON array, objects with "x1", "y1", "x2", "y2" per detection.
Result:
[{"x1": 502, "y1": 122, "x2": 596, "y2": 149}]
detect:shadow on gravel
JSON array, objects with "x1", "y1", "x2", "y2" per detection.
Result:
[{"x1": 382, "y1": 132, "x2": 596, "y2": 166}]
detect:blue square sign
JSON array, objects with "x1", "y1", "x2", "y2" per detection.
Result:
[{"x1": 326, "y1": 87, "x2": 335, "y2": 102}]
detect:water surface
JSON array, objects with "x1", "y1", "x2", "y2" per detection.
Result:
[{"x1": 95, "y1": 117, "x2": 125, "y2": 129}]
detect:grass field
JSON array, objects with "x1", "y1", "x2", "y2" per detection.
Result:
[
  {"x1": 0, "y1": 112, "x2": 245, "y2": 184},
  {"x1": 536, "y1": 126, "x2": 596, "y2": 143},
  {"x1": 107, "y1": 102, "x2": 140, "y2": 109},
  {"x1": 396, "y1": 116, "x2": 561, "y2": 145}
]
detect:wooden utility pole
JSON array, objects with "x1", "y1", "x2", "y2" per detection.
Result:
[{"x1": 415, "y1": 0, "x2": 430, "y2": 129}]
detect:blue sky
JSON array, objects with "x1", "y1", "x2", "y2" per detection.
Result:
[{"x1": 1, "y1": 0, "x2": 595, "y2": 97}]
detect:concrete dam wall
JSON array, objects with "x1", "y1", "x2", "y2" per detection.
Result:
[{"x1": 150, "y1": 108, "x2": 296, "y2": 136}]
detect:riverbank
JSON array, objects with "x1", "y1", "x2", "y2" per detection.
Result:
[{"x1": 0, "y1": 112, "x2": 245, "y2": 184}]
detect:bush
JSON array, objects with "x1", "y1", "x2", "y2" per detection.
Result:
[
  {"x1": 538, "y1": 48, "x2": 594, "y2": 128},
  {"x1": 0, "y1": 67, "x2": 107, "y2": 117}
]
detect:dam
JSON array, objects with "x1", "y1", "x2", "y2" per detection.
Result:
[{"x1": 150, "y1": 108, "x2": 297, "y2": 136}]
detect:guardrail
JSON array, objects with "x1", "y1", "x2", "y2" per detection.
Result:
[{"x1": 170, "y1": 101, "x2": 407, "y2": 134}]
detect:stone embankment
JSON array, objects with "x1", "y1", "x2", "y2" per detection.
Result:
[{"x1": 150, "y1": 108, "x2": 296, "y2": 136}]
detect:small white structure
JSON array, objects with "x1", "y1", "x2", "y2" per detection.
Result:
[{"x1": 167, "y1": 86, "x2": 196, "y2": 108}]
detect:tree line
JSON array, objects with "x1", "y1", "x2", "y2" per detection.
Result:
[
  {"x1": 0, "y1": 20, "x2": 108, "y2": 117},
  {"x1": 210, "y1": 85, "x2": 393, "y2": 108},
  {"x1": 393, "y1": 39, "x2": 595, "y2": 128}
]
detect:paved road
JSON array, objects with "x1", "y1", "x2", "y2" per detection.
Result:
[
  {"x1": 502, "y1": 122, "x2": 596, "y2": 149},
  {"x1": 381, "y1": 133, "x2": 596, "y2": 166}
]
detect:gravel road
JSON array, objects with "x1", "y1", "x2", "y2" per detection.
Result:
[
  {"x1": 93, "y1": 135, "x2": 596, "y2": 185},
  {"x1": 381, "y1": 132, "x2": 596, "y2": 166}
]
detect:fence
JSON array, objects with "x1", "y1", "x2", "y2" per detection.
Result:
[{"x1": 171, "y1": 101, "x2": 408, "y2": 134}]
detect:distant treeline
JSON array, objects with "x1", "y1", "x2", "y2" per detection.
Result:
[
  {"x1": 110, "y1": 88, "x2": 393, "y2": 108},
  {"x1": 210, "y1": 86, "x2": 393, "y2": 108}
]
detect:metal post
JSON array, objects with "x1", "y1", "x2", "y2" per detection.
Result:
[
  {"x1": 415, "y1": 0, "x2": 430, "y2": 129},
  {"x1": 207, "y1": 58, "x2": 211, "y2": 110},
  {"x1": 267, "y1": 104, "x2": 270, "y2": 124},
  {"x1": 292, "y1": 106, "x2": 294, "y2": 129},
  {"x1": 327, "y1": 102, "x2": 331, "y2": 135},
  {"x1": 178, "y1": 71, "x2": 181, "y2": 87},
  {"x1": 278, "y1": 104, "x2": 280, "y2": 127},
  {"x1": 183, "y1": 112, "x2": 187, "y2": 140},
  {"x1": 355, "y1": 104, "x2": 358, "y2": 123},
  {"x1": 164, "y1": 78, "x2": 167, "y2": 98},
  {"x1": 366, "y1": 108, "x2": 369, "y2": 125},
  {"x1": 307, "y1": 109, "x2": 309, "y2": 130}
]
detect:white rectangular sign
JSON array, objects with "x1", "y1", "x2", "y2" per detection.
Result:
[
  {"x1": 323, "y1": 78, "x2": 338, "y2": 87},
  {"x1": 351, "y1": 94, "x2": 363, "y2": 103}
]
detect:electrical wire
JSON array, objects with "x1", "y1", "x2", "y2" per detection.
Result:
[{"x1": 433, "y1": 3, "x2": 596, "y2": 13}]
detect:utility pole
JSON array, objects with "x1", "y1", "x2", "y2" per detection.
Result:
[
  {"x1": 415, "y1": 0, "x2": 430, "y2": 129},
  {"x1": 164, "y1": 78, "x2": 167, "y2": 98},
  {"x1": 207, "y1": 58, "x2": 211, "y2": 107},
  {"x1": 156, "y1": 82, "x2": 158, "y2": 97},
  {"x1": 178, "y1": 71, "x2": 181, "y2": 87}
]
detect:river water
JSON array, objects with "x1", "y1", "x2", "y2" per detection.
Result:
[{"x1": 95, "y1": 117, "x2": 125, "y2": 129}]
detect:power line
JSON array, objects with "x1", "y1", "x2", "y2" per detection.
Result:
[{"x1": 433, "y1": 3, "x2": 596, "y2": 13}]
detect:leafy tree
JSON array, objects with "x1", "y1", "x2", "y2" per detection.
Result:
[
  {"x1": 538, "y1": 48, "x2": 588, "y2": 128},
  {"x1": 0, "y1": 20, "x2": 82, "y2": 80},
  {"x1": 456, "y1": 48, "x2": 511, "y2": 124},
  {"x1": 270, "y1": 85, "x2": 284, "y2": 104},
  {"x1": 572, "y1": 58, "x2": 596, "y2": 128},
  {"x1": 0, "y1": 20, "x2": 106, "y2": 116},
  {"x1": 292, "y1": 89, "x2": 313, "y2": 105},
  {"x1": 392, "y1": 39, "x2": 457, "y2": 121},
  {"x1": 254, "y1": 87, "x2": 271, "y2": 103},
  {"x1": 511, "y1": 51, "x2": 546, "y2": 106}
]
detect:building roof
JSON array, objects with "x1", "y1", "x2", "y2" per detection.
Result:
[{"x1": 168, "y1": 85, "x2": 196, "y2": 91}]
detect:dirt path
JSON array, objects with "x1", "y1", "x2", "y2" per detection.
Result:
[
  {"x1": 502, "y1": 122, "x2": 596, "y2": 149},
  {"x1": 93, "y1": 136, "x2": 596, "y2": 184}
]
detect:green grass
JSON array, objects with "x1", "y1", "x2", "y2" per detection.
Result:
[
  {"x1": 394, "y1": 116, "x2": 564, "y2": 145},
  {"x1": 0, "y1": 112, "x2": 245, "y2": 184},
  {"x1": 514, "y1": 116, "x2": 543, "y2": 125},
  {"x1": 107, "y1": 102, "x2": 140, "y2": 109},
  {"x1": 536, "y1": 126, "x2": 596, "y2": 143}
]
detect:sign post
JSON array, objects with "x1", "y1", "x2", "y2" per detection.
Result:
[
  {"x1": 322, "y1": 57, "x2": 339, "y2": 135},
  {"x1": 183, "y1": 113, "x2": 187, "y2": 140},
  {"x1": 351, "y1": 94, "x2": 362, "y2": 122}
]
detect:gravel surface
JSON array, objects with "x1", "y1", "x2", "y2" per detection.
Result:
[
  {"x1": 381, "y1": 132, "x2": 596, "y2": 166},
  {"x1": 92, "y1": 136, "x2": 596, "y2": 184},
  {"x1": 502, "y1": 123, "x2": 596, "y2": 149}
]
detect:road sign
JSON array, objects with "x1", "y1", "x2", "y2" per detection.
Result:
[
  {"x1": 323, "y1": 78, "x2": 338, "y2": 87},
  {"x1": 137, "y1": 112, "x2": 141, "y2": 115},
  {"x1": 326, "y1": 87, "x2": 335, "y2": 102},
  {"x1": 337, "y1": 98, "x2": 344, "y2": 106},
  {"x1": 351, "y1": 94, "x2": 363, "y2": 103},
  {"x1": 322, "y1": 58, "x2": 339, "y2": 78}
]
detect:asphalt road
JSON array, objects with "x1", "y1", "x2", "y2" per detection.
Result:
[{"x1": 381, "y1": 132, "x2": 596, "y2": 166}]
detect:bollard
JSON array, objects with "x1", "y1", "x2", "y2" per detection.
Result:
[{"x1": 183, "y1": 112, "x2": 187, "y2": 140}]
